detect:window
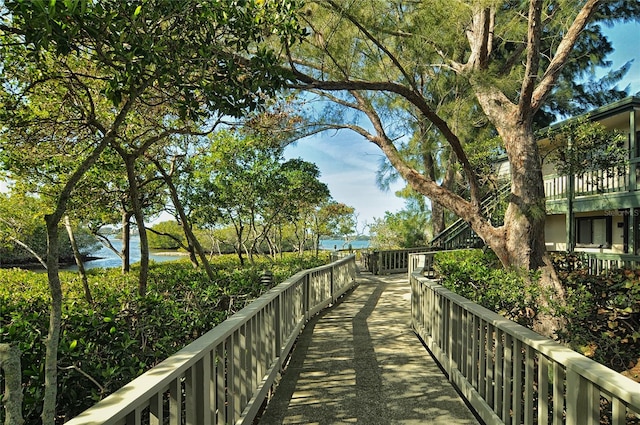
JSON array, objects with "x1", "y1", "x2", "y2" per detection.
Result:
[{"x1": 576, "y1": 216, "x2": 612, "y2": 247}]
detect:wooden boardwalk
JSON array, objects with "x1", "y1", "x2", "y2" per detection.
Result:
[{"x1": 258, "y1": 272, "x2": 480, "y2": 425}]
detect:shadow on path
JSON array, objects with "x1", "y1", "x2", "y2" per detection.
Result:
[{"x1": 258, "y1": 272, "x2": 479, "y2": 425}]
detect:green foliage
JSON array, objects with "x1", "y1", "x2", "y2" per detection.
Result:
[
  {"x1": 147, "y1": 220, "x2": 185, "y2": 250},
  {"x1": 433, "y1": 249, "x2": 540, "y2": 326},
  {"x1": 550, "y1": 253, "x2": 640, "y2": 373},
  {"x1": 433, "y1": 250, "x2": 640, "y2": 375},
  {"x1": 0, "y1": 193, "x2": 101, "y2": 266},
  {"x1": 313, "y1": 201, "x2": 356, "y2": 240},
  {"x1": 369, "y1": 200, "x2": 430, "y2": 249},
  {"x1": 4, "y1": 0, "x2": 305, "y2": 118},
  {"x1": 190, "y1": 130, "x2": 330, "y2": 260},
  {"x1": 542, "y1": 118, "x2": 627, "y2": 179},
  {"x1": 0, "y1": 252, "x2": 329, "y2": 424}
]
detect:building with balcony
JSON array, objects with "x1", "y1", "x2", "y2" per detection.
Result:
[
  {"x1": 541, "y1": 96, "x2": 640, "y2": 258},
  {"x1": 434, "y1": 96, "x2": 640, "y2": 269}
]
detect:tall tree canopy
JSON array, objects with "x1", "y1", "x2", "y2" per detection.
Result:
[{"x1": 285, "y1": 0, "x2": 640, "y2": 333}]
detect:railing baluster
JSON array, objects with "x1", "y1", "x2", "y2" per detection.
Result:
[
  {"x1": 231, "y1": 331, "x2": 241, "y2": 422},
  {"x1": 537, "y1": 354, "x2": 549, "y2": 425},
  {"x1": 486, "y1": 323, "x2": 495, "y2": 409},
  {"x1": 215, "y1": 343, "x2": 226, "y2": 425},
  {"x1": 169, "y1": 377, "x2": 181, "y2": 425},
  {"x1": 502, "y1": 333, "x2": 512, "y2": 424},
  {"x1": 588, "y1": 383, "x2": 600, "y2": 425},
  {"x1": 149, "y1": 392, "x2": 163, "y2": 425},
  {"x1": 512, "y1": 338, "x2": 523, "y2": 425},
  {"x1": 479, "y1": 320, "x2": 487, "y2": 399},
  {"x1": 552, "y1": 362, "x2": 564, "y2": 425},
  {"x1": 524, "y1": 346, "x2": 534, "y2": 425},
  {"x1": 494, "y1": 328, "x2": 504, "y2": 416}
]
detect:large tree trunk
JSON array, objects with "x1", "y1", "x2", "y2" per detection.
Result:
[
  {"x1": 477, "y1": 114, "x2": 566, "y2": 336},
  {"x1": 41, "y1": 216, "x2": 63, "y2": 424}
]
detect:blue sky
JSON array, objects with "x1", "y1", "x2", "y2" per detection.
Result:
[{"x1": 284, "y1": 21, "x2": 640, "y2": 228}]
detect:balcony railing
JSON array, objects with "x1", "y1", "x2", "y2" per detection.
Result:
[
  {"x1": 544, "y1": 165, "x2": 630, "y2": 201},
  {"x1": 409, "y1": 252, "x2": 640, "y2": 425},
  {"x1": 65, "y1": 255, "x2": 357, "y2": 425}
]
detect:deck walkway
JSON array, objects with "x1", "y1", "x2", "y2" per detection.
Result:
[{"x1": 258, "y1": 271, "x2": 481, "y2": 425}]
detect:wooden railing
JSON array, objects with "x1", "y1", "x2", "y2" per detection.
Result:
[
  {"x1": 550, "y1": 251, "x2": 640, "y2": 275},
  {"x1": 409, "y1": 253, "x2": 640, "y2": 425},
  {"x1": 576, "y1": 252, "x2": 640, "y2": 275},
  {"x1": 544, "y1": 166, "x2": 629, "y2": 201},
  {"x1": 65, "y1": 255, "x2": 357, "y2": 425},
  {"x1": 361, "y1": 247, "x2": 431, "y2": 275}
]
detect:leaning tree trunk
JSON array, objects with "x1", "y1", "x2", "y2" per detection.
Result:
[
  {"x1": 153, "y1": 159, "x2": 216, "y2": 280},
  {"x1": 123, "y1": 155, "x2": 149, "y2": 297},
  {"x1": 64, "y1": 215, "x2": 93, "y2": 304},
  {"x1": 480, "y1": 121, "x2": 567, "y2": 337}
]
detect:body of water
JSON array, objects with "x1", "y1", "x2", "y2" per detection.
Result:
[
  {"x1": 69, "y1": 236, "x2": 370, "y2": 271},
  {"x1": 67, "y1": 236, "x2": 186, "y2": 271},
  {"x1": 319, "y1": 239, "x2": 370, "y2": 250}
]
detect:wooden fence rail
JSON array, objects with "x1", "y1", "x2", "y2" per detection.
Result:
[
  {"x1": 361, "y1": 247, "x2": 431, "y2": 275},
  {"x1": 409, "y1": 253, "x2": 640, "y2": 425},
  {"x1": 62, "y1": 255, "x2": 357, "y2": 425}
]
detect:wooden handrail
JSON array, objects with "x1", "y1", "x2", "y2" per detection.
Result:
[
  {"x1": 64, "y1": 255, "x2": 357, "y2": 425},
  {"x1": 409, "y1": 252, "x2": 640, "y2": 424}
]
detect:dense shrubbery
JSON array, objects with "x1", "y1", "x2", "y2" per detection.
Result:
[
  {"x1": 0, "y1": 253, "x2": 330, "y2": 424},
  {"x1": 432, "y1": 249, "x2": 640, "y2": 380},
  {"x1": 550, "y1": 253, "x2": 640, "y2": 376},
  {"x1": 433, "y1": 249, "x2": 540, "y2": 327}
]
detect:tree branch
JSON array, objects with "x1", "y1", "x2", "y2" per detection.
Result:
[
  {"x1": 290, "y1": 70, "x2": 483, "y2": 206},
  {"x1": 518, "y1": 0, "x2": 543, "y2": 119},
  {"x1": 531, "y1": 0, "x2": 601, "y2": 112}
]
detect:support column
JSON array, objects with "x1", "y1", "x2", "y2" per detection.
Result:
[
  {"x1": 629, "y1": 109, "x2": 637, "y2": 191},
  {"x1": 566, "y1": 138, "x2": 575, "y2": 253},
  {"x1": 630, "y1": 109, "x2": 638, "y2": 255}
]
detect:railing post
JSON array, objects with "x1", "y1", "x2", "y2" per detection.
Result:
[
  {"x1": 304, "y1": 273, "x2": 310, "y2": 321},
  {"x1": 331, "y1": 264, "x2": 336, "y2": 303},
  {"x1": 275, "y1": 293, "x2": 282, "y2": 360},
  {"x1": 566, "y1": 369, "x2": 588, "y2": 424}
]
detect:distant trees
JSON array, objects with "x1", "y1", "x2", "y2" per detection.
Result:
[
  {"x1": 309, "y1": 201, "x2": 356, "y2": 252},
  {"x1": 189, "y1": 130, "x2": 331, "y2": 264},
  {"x1": 0, "y1": 193, "x2": 99, "y2": 267},
  {"x1": 369, "y1": 200, "x2": 430, "y2": 249}
]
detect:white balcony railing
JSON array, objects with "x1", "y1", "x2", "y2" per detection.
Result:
[{"x1": 544, "y1": 165, "x2": 630, "y2": 201}]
